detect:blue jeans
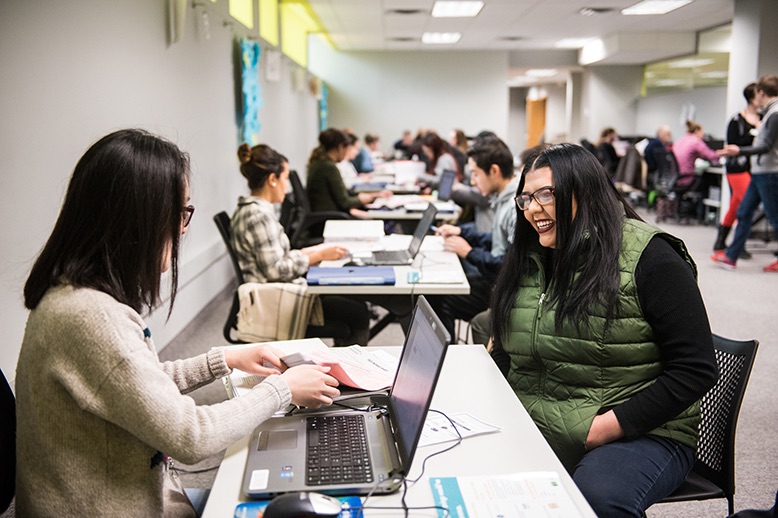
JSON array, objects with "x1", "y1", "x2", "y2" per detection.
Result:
[
  {"x1": 572, "y1": 435, "x2": 695, "y2": 517},
  {"x1": 726, "y1": 172, "x2": 778, "y2": 262}
]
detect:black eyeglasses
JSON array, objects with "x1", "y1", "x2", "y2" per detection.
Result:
[
  {"x1": 182, "y1": 205, "x2": 195, "y2": 227},
  {"x1": 515, "y1": 186, "x2": 555, "y2": 211}
]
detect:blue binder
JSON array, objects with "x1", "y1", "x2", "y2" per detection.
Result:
[{"x1": 306, "y1": 266, "x2": 396, "y2": 285}]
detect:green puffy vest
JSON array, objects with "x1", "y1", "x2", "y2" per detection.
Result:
[{"x1": 504, "y1": 219, "x2": 701, "y2": 471}]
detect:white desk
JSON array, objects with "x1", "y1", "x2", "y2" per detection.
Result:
[
  {"x1": 365, "y1": 195, "x2": 460, "y2": 222},
  {"x1": 309, "y1": 235, "x2": 470, "y2": 296},
  {"x1": 201, "y1": 345, "x2": 596, "y2": 517}
]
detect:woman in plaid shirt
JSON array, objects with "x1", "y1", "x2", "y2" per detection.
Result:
[{"x1": 231, "y1": 143, "x2": 370, "y2": 345}]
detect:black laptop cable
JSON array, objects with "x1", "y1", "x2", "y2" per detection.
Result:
[{"x1": 348, "y1": 408, "x2": 463, "y2": 517}]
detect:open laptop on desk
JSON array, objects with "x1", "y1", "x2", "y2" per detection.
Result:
[
  {"x1": 437, "y1": 169, "x2": 456, "y2": 201},
  {"x1": 354, "y1": 203, "x2": 437, "y2": 266},
  {"x1": 241, "y1": 295, "x2": 450, "y2": 498}
]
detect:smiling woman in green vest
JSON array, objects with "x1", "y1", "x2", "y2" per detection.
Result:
[{"x1": 490, "y1": 143, "x2": 718, "y2": 518}]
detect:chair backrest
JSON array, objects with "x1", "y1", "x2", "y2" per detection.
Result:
[
  {"x1": 614, "y1": 145, "x2": 645, "y2": 191},
  {"x1": 1, "y1": 367, "x2": 16, "y2": 513},
  {"x1": 213, "y1": 211, "x2": 246, "y2": 285},
  {"x1": 287, "y1": 169, "x2": 311, "y2": 215},
  {"x1": 653, "y1": 148, "x2": 679, "y2": 196},
  {"x1": 692, "y1": 334, "x2": 759, "y2": 498}
]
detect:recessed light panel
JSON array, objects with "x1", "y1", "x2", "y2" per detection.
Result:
[
  {"x1": 555, "y1": 38, "x2": 593, "y2": 48},
  {"x1": 526, "y1": 69, "x2": 558, "y2": 78},
  {"x1": 422, "y1": 32, "x2": 462, "y2": 44},
  {"x1": 621, "y1": 0, "x2": 693, "y2": 16},
  {"x1": 431, "y1": 1, "x2": 484, "y2": 18}
]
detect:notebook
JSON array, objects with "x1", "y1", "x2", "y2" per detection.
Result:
[
  {"x1": 437, "y1": 169, "x2": 456, "y2": 201},
  {"x1": 355, "y1": 203, "x2": 437, "y2": 266},
  {"x1": 241, "y1": 295, "x2": 450, "y2": 498},
  {"x1": 306, "y1": 266, "x2": 396, "y2": 285}
]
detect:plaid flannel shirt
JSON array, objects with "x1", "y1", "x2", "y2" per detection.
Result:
[{"x1": 230, "y1": 196, "x2": 309, "y2": 283}]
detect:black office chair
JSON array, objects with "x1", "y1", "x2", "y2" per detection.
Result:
[
  {"x1": 214, "y1": 211, "x2": 351, "y2": 343},
  {"x1": 286, "y1": 170, "x2": 351, "y2": 248},
  {"x1": 213, "y1": 211, "x2": 247, "y2": 344},
  {"x1": 655, "y1": 334, "x2": 759, "y2": 515},
  {"x1": 1, "y1": 367, "x2": 16, "y2": 514}
]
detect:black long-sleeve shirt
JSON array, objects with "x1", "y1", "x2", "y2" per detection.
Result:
[{"x1": 492, "y1": 236, "x2": 719, "y2": 439}]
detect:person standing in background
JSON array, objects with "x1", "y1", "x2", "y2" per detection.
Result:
[
  {"x1": 714, "y1": 83, "x2": 760, "y2": 256},
  {"x1": 714, "y1": 75, "x2": 778, "y2": 273}
]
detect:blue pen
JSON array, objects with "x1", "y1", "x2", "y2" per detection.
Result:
[{"x1": 430, "y1": 225, "x2": 441, "y2": 233}]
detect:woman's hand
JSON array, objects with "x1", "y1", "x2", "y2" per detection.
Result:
[
  {"x1": 585, "y1": 410, "x2": 624, "y2": 451},
  {"x1": 303, "y1": 244, "x2": 348, "y2": 265},
  {"x1": 223, "y1": 345, "x2": 286, "y2": 377},
  {"x1": 717, "y1": 144, "x2": 740, "y2": 157},
  {"x1": 281, "y1": 365, "x2": 341, "y2": 408}
]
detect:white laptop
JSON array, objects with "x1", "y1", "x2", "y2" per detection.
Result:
[{"x1": 241, "y1": 296, "x2": 450, "y2": 498}]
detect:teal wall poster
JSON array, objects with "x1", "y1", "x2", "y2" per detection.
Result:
[
  {"x1": 319, "y1": 82, "x2": 329, "y2": 131},
  {"x1": 240, "y1": 38, "x2": 263, "y2": 144}
]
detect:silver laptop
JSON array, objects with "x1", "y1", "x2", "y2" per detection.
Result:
[
  {"x1": 358, "y1": 204, "x2": 437, "y2": 266},
  {"x1": 241, "y1": 295, "x2": 450, "y2": 498}
]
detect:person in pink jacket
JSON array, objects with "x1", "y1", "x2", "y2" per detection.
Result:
[{"x1": 672, "y1": 120, "x2": 721, "y2": 189}]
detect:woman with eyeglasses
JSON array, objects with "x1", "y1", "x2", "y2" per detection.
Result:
[
  {"x1": 489, "y1": 143, "x2": 718, "y2": 517},
  {"x1": 15, "y1": 129, "x2": 340, "y2": 517}
]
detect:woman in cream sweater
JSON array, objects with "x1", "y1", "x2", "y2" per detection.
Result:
[{"x1": 15, "y1": 129, "x2": 340, "y2": 516}]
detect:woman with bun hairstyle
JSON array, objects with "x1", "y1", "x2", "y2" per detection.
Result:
[
  {"x1": 16, "y1": 129, "x2": 340, "y2": 517},
  {"x1": 232, "y1": 143, "x2": 370, "y2": 346}
]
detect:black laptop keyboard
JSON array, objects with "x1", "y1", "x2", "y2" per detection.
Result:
[
  {"x1": 370, "y1": 250, "x2": 408, "y2": 263},
  {"x1": 306, "y1": 415, "x2": 374, "y2": 486}
]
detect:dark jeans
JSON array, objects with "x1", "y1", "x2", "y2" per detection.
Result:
[
  {"x1": 726, "y1": 172, "x2": 778, "y2": 262},
  {"x1": 572, "y1": 435, "x2": 695, "y2": 517}
]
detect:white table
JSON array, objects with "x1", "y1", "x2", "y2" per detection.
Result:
[
  {"x1": 309, "y1": 235, "x2": 470, "y2": 296},
  {"x1": 201, "y1": 345, "x2": 596, "y2": 517}
]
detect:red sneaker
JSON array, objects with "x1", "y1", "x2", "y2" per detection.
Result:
[
  {"x1": 711, "y1": 251, "x2": 736, "y2": 271},
  {"x1": 764, "y1": 260, "x2": 778, "y2": 273}
]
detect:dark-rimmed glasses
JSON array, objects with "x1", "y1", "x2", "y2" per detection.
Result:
[
  {"x1": 515, "y1": 186, "x2": 555, "y2": 211},
  {"x1": 182, "y1": 205, "x2": 195, "y2": 227}
]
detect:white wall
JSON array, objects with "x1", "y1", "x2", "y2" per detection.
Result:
[
  {"x1": 0, "y1": 0, "x2": 320, "y2": 379},
  {"x1": 582, "y1": 65, "x2": 645, "y2": 140},
  {"x1": 309, "y1": 42, "x2": 510, "y2": 154},
  {"x1": 636, "y1": 87, "x2": 728, "y2": 141}
]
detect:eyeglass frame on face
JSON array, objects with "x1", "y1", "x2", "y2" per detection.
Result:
[
  {"x1": 515, "y1": 186, "x2": 555, "y2": 211},
  {"x1": 182, "y1": 205, "x2": 195, "y2": 227}
]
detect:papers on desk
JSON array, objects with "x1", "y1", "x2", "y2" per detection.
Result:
[
  {"x1": 418, "y1": 412, "x2": 500, "y2": 447},
  {"x1": 323, "y1": 219, "x2": 384, "y2": 241},
  {"x1": 430, "y1": 472, "x2": 584, "y2": 518},
  {"x1": 222, "y1": 339, "x2": 400, "y2": 396}
]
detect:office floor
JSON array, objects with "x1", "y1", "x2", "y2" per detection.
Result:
[{"x1": 155, "y1": 208, "x2": 777, "y2": 517}]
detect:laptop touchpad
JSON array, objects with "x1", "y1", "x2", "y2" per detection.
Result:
[{"x1": 258, "y1": 430, "x2": 298, "y2": 451}]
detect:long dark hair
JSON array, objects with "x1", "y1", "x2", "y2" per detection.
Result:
[
  {"x1": 307, "y1": 128, "x2": 348, "y2": 166},
  {"x1": 491, "y1": 143, "x2": 642, "y2": 347},
  {"x1": 24, "y1": 129, "x2": 190, "y2": 314},
  {"x1": 237, "y1": 143, "x2": 287, "y2": 191}
]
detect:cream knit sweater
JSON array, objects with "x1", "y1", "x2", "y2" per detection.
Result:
[{"x1": 15, "y1": 284, "x2": 291, "y2": 517}]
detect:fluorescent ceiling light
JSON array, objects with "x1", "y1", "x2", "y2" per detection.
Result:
[
  {"x1": 668, "y1": 58, "x2": 715, "y2": 68},
  {"x1": 556, "y1": 38, "x2": 593, "y2": 49},
  {"x1": 431, "y1": 1, "x2": 484, "y2": 18},
  {"x1": 655, "y1": 79, "x2": 686, "y2": 86},
  {"x1": 700, "y1": 71, "x2": 728, "y2": 79},
  {"x1": 422, "y1": 32, "x2": 462, "y2": 44},
  {"x1": 622, "y1": 0, "x2": 693, "y2": 15},
  {"x1": 526, "y1": 69, "x2": 558, "y2": 78}
]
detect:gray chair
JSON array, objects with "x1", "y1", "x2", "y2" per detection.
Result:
[
  {"x1": 1, "y1": 367, "x2": 15, "y2": 514},
  {"x1": 657, "y1": 334, "x2": 759, "y2": 515}
]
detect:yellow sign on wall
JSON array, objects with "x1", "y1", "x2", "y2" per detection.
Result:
[
  {"x1": 229, "y1": 0, "x2": 254, "y2": 29},
  {"x1": 260, "y1": 0, "x2": 279, "y2": 47}
]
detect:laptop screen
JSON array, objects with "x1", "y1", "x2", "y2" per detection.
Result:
[
  {"x1": 387, "y1": 296, "x2": 450, "y2": 472},
  {"x1": 407, "y1": 204, "x2": 438, "y2": 258},
  {"x1": 437, "y1": 170, "x2": 456, "y2": 201}
]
